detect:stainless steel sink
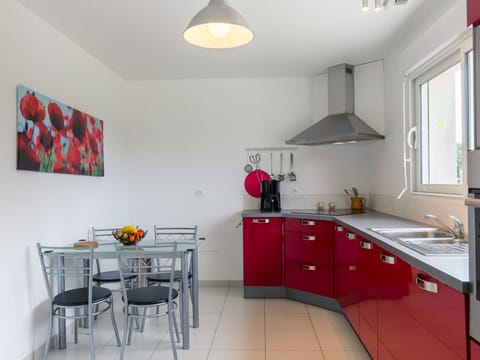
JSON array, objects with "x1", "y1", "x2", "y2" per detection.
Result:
[{"x1": 368, "y1": 227, "x2": 468, "y2": 256}]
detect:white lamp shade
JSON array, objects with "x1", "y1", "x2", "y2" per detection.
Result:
[{"x1": 184, "y1": 0, "x2": 254, "y2": 49}]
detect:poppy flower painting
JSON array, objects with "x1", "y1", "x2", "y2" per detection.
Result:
[{"x1": 16, "y1": 85, "x2": 104, "y2": 176}]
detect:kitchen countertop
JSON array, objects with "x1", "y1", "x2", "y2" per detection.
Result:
[{"x1": 242, "y1": 209, "x2": 470, "y2": 293}]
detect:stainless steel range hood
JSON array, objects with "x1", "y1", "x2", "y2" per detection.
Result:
[{"x1": 286, "y1": 64, "x2": 384, "y2": 145}]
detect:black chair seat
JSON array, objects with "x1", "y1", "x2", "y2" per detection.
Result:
[
  {"x1": 53, "y1": 287, "x2": 112, "y2": 307},
  {"x1": 146, "y1": 271, "x2": 192, "y2": 283},
  {"x1": 93, "y1": 270, "x2": 136, "y2": 283},
  {"x1": 126, "y1": 286, "x2": 178, "y2": 306}
]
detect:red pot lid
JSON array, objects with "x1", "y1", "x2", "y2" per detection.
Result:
[{"x1": 244, "y1": 169, "x2": 270, "y2": 198}]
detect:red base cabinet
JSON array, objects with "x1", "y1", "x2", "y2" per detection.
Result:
[
  {"x1": 284, "y1": 218, "x2": 334, "y2": 297},
  {"x1": 471, "y1": 339, "x2": 480, "y2": 359},
  {"x1": 243, "y1": 217, "x2": 283, "y2": 286},
  {"x1": 468, "y1": 0, "x2": 480, "y2": 26}
]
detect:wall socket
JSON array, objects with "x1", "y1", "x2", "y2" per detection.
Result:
[{"x1": 194, "y1": 189, "x2": 203, "y2": 197}]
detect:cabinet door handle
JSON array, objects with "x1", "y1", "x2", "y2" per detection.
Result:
[
  {"x1": 416, "y1": 275, "x2": 438, "y2": 294},
  {"x1": 301, "y1": 220, "x2": 316, "y2": 226},
  {"x1": 380, "y1": 253, "x2": 396, "y2": 265},
  {"x1": 348, "y1": 265, "x2": 357, "y2": 271},
  {"x1": 301, "y1": 264, "x2": 316, "y2": 271},
  {"x1": 335, "y1": 225, "x2": 343, "y2": 232},
  {"x1": 346, "y1": 232, "x2": 356, "y2": 240},
  {"x1": 301, "y1": 235, "x2": 316, "y2": 241},
  {"x1": 359, "y1": 240, "x2": 372, "y2": 250},
  {"x1": 252, "y1": 218, "x2": 270, "y2": 224}
]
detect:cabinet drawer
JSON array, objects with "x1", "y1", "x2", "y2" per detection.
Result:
[
  {"x1": 334, "y1": 225, "x2": 360, "y2": 266},
  {"x1": 285, "y1": 259, "x2": 334, "y2": 297},
  {"x1": 284, "y1": 218, "x2": 333, "y2": 234},
  {"x1": 285, "y1": 231, "x2": 333, "y2": 265}
]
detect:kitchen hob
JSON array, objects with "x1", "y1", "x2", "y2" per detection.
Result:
[{"x1": 290, "y1": 209, "x2": 364, "y2": 216}]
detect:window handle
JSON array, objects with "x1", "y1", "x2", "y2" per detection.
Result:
[{"x1": 407, "y1": 126, "x2": 417, "y2": 149}]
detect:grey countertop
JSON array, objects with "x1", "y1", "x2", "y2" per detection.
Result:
[{"x1": 242, "y1": 209, "x2": 470, "y2": 293}]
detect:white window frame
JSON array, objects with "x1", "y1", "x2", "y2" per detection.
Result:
[{"x1": 407, "y1": 32, "x2": 472, "y2": 197}]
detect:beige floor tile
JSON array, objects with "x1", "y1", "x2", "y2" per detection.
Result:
[
  {"x1": 190, "y1": 312, "x2": 222, "y2": 329},
  {"x1": 222, "y1": 298, "x2": 265, "y2": 313},
  {"x1": 218, "y1": 312, "x2": 265, "y2": 329},
  {"x1": 211, "y1": 328, "x2": 266, "y2": 350},
  {"x1": 266, "y1": 329, "x2": 320, "y2": 350},
  {"x1": 266, "y1": 314, "x2": 314, "y2": 330},
  {"x1": 151, "y1": 349, "x2": 209, "y2": 360},
  {"x1": 265, "y1": 299, "x2": 308, "y2": 314},
  {"x1": 208, "y1": 350, "x2": 266, "y2": 360},
  {"x1": 310, "y1": 312, "x2": 352, "y2": 331},
  {"x1": 266, "y1": 350, "x2": 325, "y2": 360},
  {"x1": 322, "y1": 349, "x2": 370, "y2": 360},
  {"x1": 316, "y1": 330, "x2": 364, "y2": 351}
]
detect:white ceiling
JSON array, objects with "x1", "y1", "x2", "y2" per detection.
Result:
[{"x1": 18, "y1": 0, "x2": 456, "y2": 80}]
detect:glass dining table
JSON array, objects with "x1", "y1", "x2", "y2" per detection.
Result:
[{"x1": 53, "y1": 239, "x2": 199, "y2": 350}]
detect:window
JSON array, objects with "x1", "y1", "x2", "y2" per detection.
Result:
[{"x1": 410, "y1": 35, "x2": 473, "y2": 195}]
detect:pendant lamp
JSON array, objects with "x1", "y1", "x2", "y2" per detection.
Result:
[{"x1": 183, "y1": 0, "x2": 254, "y2": 49}]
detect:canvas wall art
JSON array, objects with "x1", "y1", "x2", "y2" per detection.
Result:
[{"x1": 16, "y1": 85, "x2": 104, "y2": 176}]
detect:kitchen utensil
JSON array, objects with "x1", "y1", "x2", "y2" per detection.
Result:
[
  {"x1": 244, "y1": 169, "x2": 270, "y2": 198},
  {"x1": 278, "y1": 152, "x2": 285, "y2": 181},
  {"x1": 270, "y1": 152, "x2": 274, "y2": 178},
  {"x1": 249, "y1": 153, "x2": 261, "y2": 169},
  {"x1": 288, "y1": 153, "x2": 296, "y2": 181},
  {"x1": 352, "y1": 187, "x2": 359, "y2": 197},
  {"x1": 344, "y1": 189, "x2": 352, "y2": 197},
  {"x1": 244, "y1": 163, "x2": 253, "y2": 173},
  {"x1": 351, "y1": 197, "x2": 365, "y2": 211}
]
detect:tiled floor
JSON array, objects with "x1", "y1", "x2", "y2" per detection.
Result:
[{"x1": 44, "y1": 286, "x2": 370, "y2": 359}]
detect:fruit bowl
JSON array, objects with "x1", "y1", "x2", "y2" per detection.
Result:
[{"x1": 113, "y1": 228, "x2": 147, "y2": 246}]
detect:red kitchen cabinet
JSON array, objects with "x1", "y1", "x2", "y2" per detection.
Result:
[
  {"x1": 243, "y1": 217, "x2": 283, "y2": 286},
  {"x1": 468, "y1": 0, "x2": 480, "y2": 26},
  {"x1": 285, "y1": 218, "x2": 334, "y2": 297},
  {"x1": 471, "y1": 338, "x2": 480, "y2": 359},
  {"x1": 376, "y1": 251, "x2": 467, "y2": 360},
  {"x1": 334, "y1": 224, "x2": 361, "y2": 333},
  {"x1": 358, "y1": 238, "x2": 379, "y2": 359}
]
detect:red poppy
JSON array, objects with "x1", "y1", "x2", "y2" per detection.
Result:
[
  {"x1": 53, "y1": 164, "x2": 76, "y2": 174},
  {"x1": 67, "y1": 144, "x2": 82, "y2": 171},
  {"x1": 20, "y1": 93, "x2": 46, "y2": 123},
  {"x1": 71, "y1": 109, "x2": 87, "y2": 142},
  {"x1": 17, "y1": 133, "x2": 40, "y2": 171},
  {"x1": 88, "y1": 133, "x2": 99, "y2": 155},
  {"x1": 48, "y1": 102, "x2": 64, "y2": 131},
  {"x1": 36, "y1": 122, "x2": 53, "y2": 151}
]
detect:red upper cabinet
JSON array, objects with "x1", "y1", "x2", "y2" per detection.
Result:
[
  {"x1": 243, "y1": 217, "x2": 283, "y2": 286},
  {"x1": 468, "y1": 0, "x2": 480, "y2": 26}
]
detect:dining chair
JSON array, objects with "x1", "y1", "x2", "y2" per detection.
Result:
[
  {"x1": 36, "y1": 242, "x2": 120, "y2": 360},
  {"x1": 91, "y1": 227, "x2": 136, "y2": 287},
  {"x1": 116, "y1": 243, "x2": 180, "y2": 360},
  {"x1": 146, "y1": 226, "x2": 198, "y2": 298}
]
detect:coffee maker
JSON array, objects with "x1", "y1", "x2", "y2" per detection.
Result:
[{"x1": 260, "y1": 180, "x2": 281, "y2": 212}]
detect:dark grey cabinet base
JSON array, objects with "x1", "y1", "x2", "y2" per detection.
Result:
[{"x1": 244, "y1": 286, "x2": 342, "y2": 313}]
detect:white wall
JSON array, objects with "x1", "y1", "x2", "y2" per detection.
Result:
[
  {"x1": 126, "y1": 78, "x2": 375, "y2": 281},
  {"x1": 369, "y1": 0, "x2": 468, "y2": 223},
  {"x1": 0, "y1": 1, "x2": 129, "y2": 358}
]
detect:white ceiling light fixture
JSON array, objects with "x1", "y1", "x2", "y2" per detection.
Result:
[
  {"x1": 374, "y1": 0, "x2": 383, "y2": 11},
  {"x1": 183, "y1": 0, "x2": 254, "y2": 49},
  {"x1": 361, "y1": 0, "x2": 369, "y2": 12}
]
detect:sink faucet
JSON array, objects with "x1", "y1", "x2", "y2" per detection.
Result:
[{"x1": 424, "y1": 214, "x2": 465, "y2": 239}]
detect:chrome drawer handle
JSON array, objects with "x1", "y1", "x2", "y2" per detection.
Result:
[
  {"x1": 252, "y1": 219, "x2": 270, "y2": 224},
  {"x1": 302, "y1": 264, "x2": 316, "y2": 271},
  {"x1": 416, "y1": 275, "x2": 438, "y2": 294},
  {"x1": 380, "y1": 253, "x2": 396, "y2": 265},
  {"x1": 301, "y1": 220, "x2": 316, "y2": 226},
  {"x1": 335, "y1": 225, "x2": 343, "y2": 232},
  {"x1": 302, "y1": 235, "x2": 316, "y2": 241},
  {"x1": 346, "y1": 232, "x2": 356, "y2": 240},
  {"x1": 348, "y1": 265, "x2": 357, "y2": 271},
  {"x1": 359, "y1": 240, "x2": 372, "y2": 250}
]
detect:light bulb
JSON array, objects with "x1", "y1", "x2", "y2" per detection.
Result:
[
  {"x1": 374, "y1": 0, "x2": 382, "y2": 11},
  {"x1": 362, "y1": 0, "x2": 369, "y2": 11},
  {"x1": 207, "y1": 23, "x2": 231, "y2": 38}
]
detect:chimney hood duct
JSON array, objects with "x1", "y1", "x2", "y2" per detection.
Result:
[{"x1": 286, "y1": 64, "x2": 384, "y2": 145}]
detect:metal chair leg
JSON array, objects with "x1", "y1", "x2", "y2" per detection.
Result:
[
  {"x1": 127, "y1": 309, "x2": 135, "y2": 346},
  {"x1": 172, "y1": 306, "x2": 180, "y2": 343},
  {"x1": 74, "y1": 308, "x2": 79, "y2": 344},
  {"x1": 168, "y1": 310, "x2": 178, "y2": 360},
  {"x1": 109, "y1": 299, "x2": 121, "y2": 346},
  {"x1": 88, "y1": 312, "x2": 95, "y2": 360},
  {"x1": 43, "y1": 306, "x2": 53, "y2": 360}
]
